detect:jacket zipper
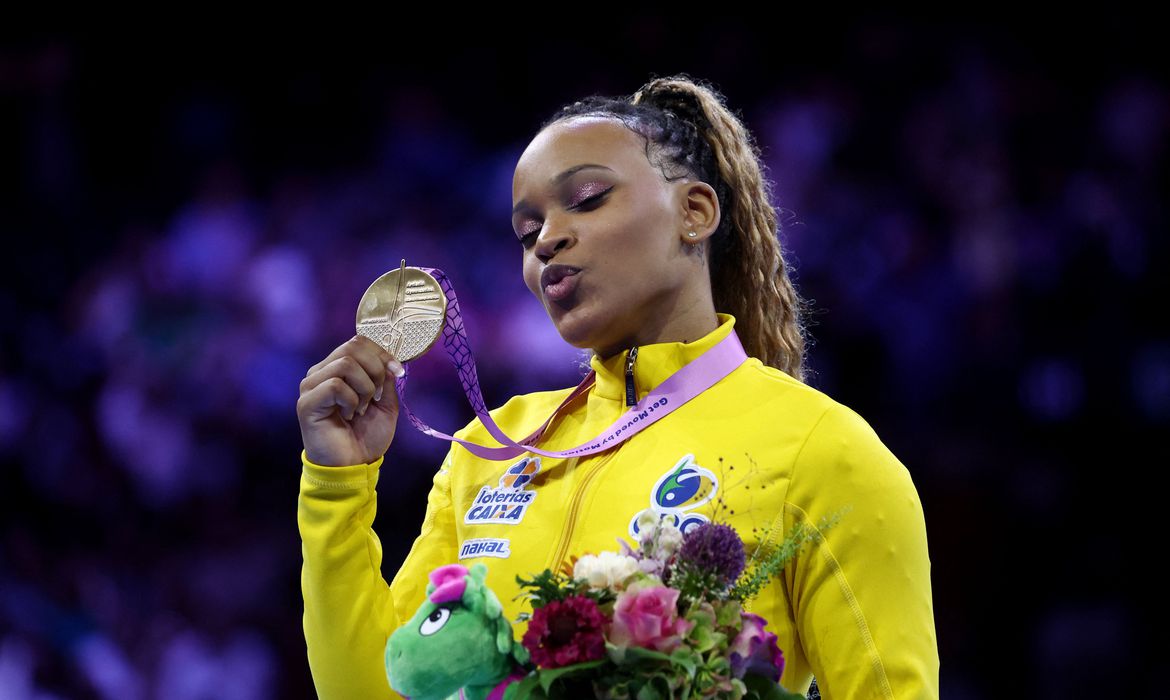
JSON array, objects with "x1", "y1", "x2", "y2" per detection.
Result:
[
  {"x1": 548, "y1": 345, "x2": 636, "y2": 571},
  {"x1": 547, "y1": 441, "x2": 625, "y2": 573},
  {"x1": 625, "y1": 345, "x2": 639, "y2": 406}
]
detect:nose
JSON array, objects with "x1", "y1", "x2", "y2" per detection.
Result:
[{"x1": 534, "y1": 220, "x2": 573, "y2": 264}]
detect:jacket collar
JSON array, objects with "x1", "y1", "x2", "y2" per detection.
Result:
[{"x1": 588, "y1": 312, "x2": 738, "y2": 403}]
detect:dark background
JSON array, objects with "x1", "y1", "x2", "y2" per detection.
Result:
[{"x1": 2, "y1": 16, "x2": 1164, "y2": 699}]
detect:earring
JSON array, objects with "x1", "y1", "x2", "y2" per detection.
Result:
[{"x1": 687, "y1": 231, "x2": 698, "y2": 238}]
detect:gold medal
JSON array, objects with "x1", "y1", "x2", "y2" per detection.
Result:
[{"x1": 356, "y1": 259, "x2": 447, "y2": 362}]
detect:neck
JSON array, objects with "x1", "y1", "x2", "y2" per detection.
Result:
[{"x1": 592, "y1": 306, "x2": 720, "y2": 361}]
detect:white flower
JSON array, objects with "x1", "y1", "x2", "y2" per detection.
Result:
[
  {"x1": 655, "y1": 525, "x2": 684, "y2": 557},
  {"x1": 573, "y1": 551, "x2": 641, "y2": 590},
  {"x1": 634, "y1": 510, "x2": 685, "y2": 560},
  {"x1": 635, "y1": 509, "x2": 660, "y2": 530}
]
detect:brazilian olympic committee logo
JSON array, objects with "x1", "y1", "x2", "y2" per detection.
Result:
[
  {"x1": 629, "y1": 454, "x2": 718, "y2": 538},
  {"x1": 463, "y1": 456, "x2": 541, "y2": 525}
]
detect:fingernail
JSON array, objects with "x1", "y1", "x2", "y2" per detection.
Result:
[
  {"x1": 388, "y1": 360, "x2": 405, "y2": 378},
  {"x1": 374, "y1": 384, "x2": 383, "y2": 402}
]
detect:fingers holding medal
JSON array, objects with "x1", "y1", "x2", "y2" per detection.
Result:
[
  {"x1": 303, "y1": 335, "x2": 402, "y2": 418},
  {"x1": 297, "y1": 259, "x2": 446, "y2": 468},
  {"x1": 298, "y1": 334, "x2": 404, "y2": 467}
]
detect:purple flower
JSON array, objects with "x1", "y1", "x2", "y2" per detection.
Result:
[
  {"x1": 730, "y1": 613, "x2": 786, "y2": 681},
  {"x1": 678, "y1": 523, "x2": 746, "y2": 585}
]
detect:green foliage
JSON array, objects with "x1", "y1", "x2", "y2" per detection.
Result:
[
  {"x1": 730, "y1": 507, "x2": 849, "y2": 603},
  {"x1": 504, "y1": 659, "x2": 607, "y2": 700},
  {"x1": 513, "y1": 569, "x2": 576, "y2": 607},
  {"x1": 513, "y1": 569, "x2": 615, "y2": 611},
  {"x1": 682, "y1": 603, "x2": 725, "y2": 654},
  {"x1": 671, "y1": 562, "x2": 732, "y2": 605},
  {"x1": 742, "y1": 673, "x2": 811, "y2": 700},
  {"x1": 714, "y1": 599, "x2": 742, "y2": 627}
]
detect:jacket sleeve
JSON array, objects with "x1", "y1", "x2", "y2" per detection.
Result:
[
  {"x1": 298, "y1": 437, "x2": 462, "y2": 700},
  {"x1": 781, "y1": 403, "x2": 939, "y2": 700}
]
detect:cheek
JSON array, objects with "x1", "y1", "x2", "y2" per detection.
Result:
[
  {"x1": 622, "y1": 201, "x2": 674, "y2": 253},
  {"x1": 522, "y1": 257, "x2": 540, "y2": 293}
]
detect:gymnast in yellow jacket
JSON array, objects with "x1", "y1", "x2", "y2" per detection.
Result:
[{"x1": 296, "y1": 74, "x2": 939, "y2": 699}]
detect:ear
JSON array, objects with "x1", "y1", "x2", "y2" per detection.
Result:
[{"x1": 674, "y1": 179, "x2": 721, "y2": 244}]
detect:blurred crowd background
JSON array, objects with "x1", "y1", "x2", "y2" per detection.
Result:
[{"x1": 2, "y1": 17, "x2": 1164, "y2": 699}]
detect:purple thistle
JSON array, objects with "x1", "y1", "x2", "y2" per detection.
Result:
[{"x1": 678, "y1": 523, "x2": 746, "y2": 585}]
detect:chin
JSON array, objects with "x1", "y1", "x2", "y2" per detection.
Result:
[
  {"x1": 553, "y1": 311, "x2": 632, "y2": 360},
  {"x1": 550, "y1": 320, "x2": 594, "y2": 350}
]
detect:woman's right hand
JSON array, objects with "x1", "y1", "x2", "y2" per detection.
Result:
[{"x1": 297, "y1": 334, "x2": 406, "y2": 467}]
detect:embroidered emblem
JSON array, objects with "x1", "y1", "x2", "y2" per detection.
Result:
[
  {"x1": 458, "y1": 538, "x2": 511, "y2": 560},
  {"x1": 629, "y1": 453, "x2": 718, "y2": 538},
  {"x1": 463, "y1": 456, "x2": 541, "y2": 525}
]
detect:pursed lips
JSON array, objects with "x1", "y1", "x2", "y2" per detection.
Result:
[{"x1": 540, "y1": 264, "x2": 582, "y2": 290}]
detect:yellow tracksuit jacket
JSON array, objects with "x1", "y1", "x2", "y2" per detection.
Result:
[{"x1": 298, "y1": 312, "x2": 939, "y2": 699}]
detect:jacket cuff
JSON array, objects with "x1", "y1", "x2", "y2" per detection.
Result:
[{"x1": 300, "y1": 448, "x2": 385, "y2": 489}]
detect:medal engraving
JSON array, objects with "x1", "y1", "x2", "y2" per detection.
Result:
[{"x1": 356, "y1": 259, "x2": 446, "y2": 362}]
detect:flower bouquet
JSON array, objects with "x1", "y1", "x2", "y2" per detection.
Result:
[{"x1": 506, "y1": 509, "x2": 837, "y2": 700}]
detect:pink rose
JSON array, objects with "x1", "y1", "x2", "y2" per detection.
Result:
[
  {"x1": 609, "y1": 585, "x2": 693, "y2": 653},
  {"x1": 730, "y1": 612, "x2": 785, "y2": 681}
]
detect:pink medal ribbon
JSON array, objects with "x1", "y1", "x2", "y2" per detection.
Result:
[{"x1": 391, "y1": 267, "x2": 748, "y2": 461}]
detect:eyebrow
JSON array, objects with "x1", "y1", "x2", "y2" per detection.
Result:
[{"x1": 513, "y1": 163, "x2": 614, "y2": 215}]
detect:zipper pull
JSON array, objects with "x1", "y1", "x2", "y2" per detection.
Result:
[{"x1": 625, "y1": 345, "x2": 639, "y2": 406}]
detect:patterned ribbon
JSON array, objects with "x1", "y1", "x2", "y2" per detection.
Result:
[{"x1": 392, "y1": 267, "x2": 748, "y2": 462}]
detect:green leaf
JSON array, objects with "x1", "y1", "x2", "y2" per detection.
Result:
[
  {"x1": 695, "y1": 627, "x2": 729, "y2": 653},
  {"x1": 636, "y1": 684, "x2": 663, "y2": 700},
  {"x1": 742, "y1": 673, "x2": 809, "y2": 700},
  {"x1": 609, "y1": 643, "x2": 675, "y2": 664},
  {"x1": 506, "y1": 675, "x2": 543, "y2": 700},
  {"x1": 536, "y1": 659, "x2": 608, "y2": 693},
  {"x1": 714, "y1": 599, "x2": 743, "y2": 627},
  {"x1": 667, "y1": 648, "x2": 699, "y2": 677}
]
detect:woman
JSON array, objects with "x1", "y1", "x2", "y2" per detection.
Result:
[{"x1": 297, "y1": 74, "x2": 939, "y2": 699}]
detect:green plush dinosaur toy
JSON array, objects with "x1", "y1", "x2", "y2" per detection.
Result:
[{"x1": 385, "y1": 562, "x2": 531, "y2": 700}]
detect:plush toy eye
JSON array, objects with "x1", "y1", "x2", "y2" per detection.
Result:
[{"x1": 419, "y1": 607, "x2": 451, "y2": 636}]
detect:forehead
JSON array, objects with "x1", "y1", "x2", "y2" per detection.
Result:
[{"x1": 512, "y1": 116, "x2": 648, "y2": 195}]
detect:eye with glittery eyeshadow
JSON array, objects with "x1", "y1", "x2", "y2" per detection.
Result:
[
  {"x1": 568, "y1": 181, "x2": 613, "y2": 209},
  {"x1": 516, "y1": 183, "x2": 613, "y2": 249}
]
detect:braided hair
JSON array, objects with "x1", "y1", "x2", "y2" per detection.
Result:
[{"x1": 538, "y1": 73, "x2": 814, "y2": 383}]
